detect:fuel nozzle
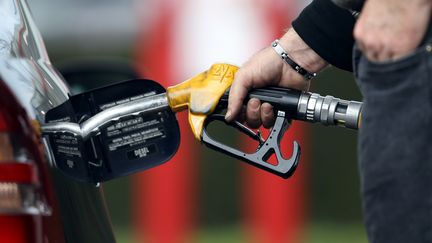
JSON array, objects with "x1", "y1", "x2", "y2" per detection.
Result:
[{"x1": 297, "y1": 92, "x2": 362, "y2": 129}]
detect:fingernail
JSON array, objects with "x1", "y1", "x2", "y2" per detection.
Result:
[
  {"x1": 264, "y1": 109, "x2": 272, "y2": 115},
  {"x1": 225, "y1": 110, "x2": 232, "y2": 121},
  {"x1": 250, "y1": 99, "x2": 260, "y2": 110}
]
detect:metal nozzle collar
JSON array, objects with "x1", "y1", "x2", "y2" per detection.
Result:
[{"x1": 297, "y1": 92, "x2": 362, "y2": 130}]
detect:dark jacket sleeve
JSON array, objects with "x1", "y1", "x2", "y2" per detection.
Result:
[{"x1": 292, "y1": 0, "x2": 356, "y2": 72}]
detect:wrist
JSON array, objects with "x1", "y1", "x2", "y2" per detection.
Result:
[
  {"x1": 272, "y1": 39, "x2": 317, "y2": 80},
  {"x1": 278, "y1": 28, "x2": 328, "y2": 73}
]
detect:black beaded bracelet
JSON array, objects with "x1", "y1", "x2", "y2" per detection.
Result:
[{"x1": 271, "y1": 39, "x2": 316, "y2": 80}]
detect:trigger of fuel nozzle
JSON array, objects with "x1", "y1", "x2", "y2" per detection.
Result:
[{"x1": 202, "y1": 111, "x2": 300, "y2": 179}]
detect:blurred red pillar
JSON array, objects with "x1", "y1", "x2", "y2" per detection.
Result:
[
  {"x1": 241, "y1": 1, "x2": 308, "y2": 243},
  {"x1": 242, "y1": 123, "x2": 309, "y2": 243},
  {"x1": 133, "y1": 3, "x2": 197, "y2": 243}
]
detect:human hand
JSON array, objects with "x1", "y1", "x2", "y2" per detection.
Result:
[
  {"x1": 354, "y1": 0, "x2": 432, "y2": 62},
  {"x1": 225, "y1": 28, "x2": 327, "y2": 128}
]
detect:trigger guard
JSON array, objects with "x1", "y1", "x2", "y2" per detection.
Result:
[
  {"x1": 252, "y1": 111, "x2": 301, "y2": 178},
  {"x1": 201, "y1": 111, "x2": 301, "y2": 179}
]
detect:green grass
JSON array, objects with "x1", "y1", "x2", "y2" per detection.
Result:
[
  {"x1": 113, "y1": 222, "x2": 367, "y2": 243},
  {"x1": 306, "y1": 222, "x2": 367, "y2": 243},
  {"x1": 114, "y1": 227, "x2": 135, "y2": 243},
  {"x1": 195, "y1": 227, "x2": 244, "y2": 243}
]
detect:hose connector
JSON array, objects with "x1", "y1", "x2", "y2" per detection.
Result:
[{"x1": 297, "y1": 92, "x2": 362, "y2": 129}]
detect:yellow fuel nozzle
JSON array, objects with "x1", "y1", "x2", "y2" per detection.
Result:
[{"x1": 166, "y1": 63, "x2": 239, "y2": 140}]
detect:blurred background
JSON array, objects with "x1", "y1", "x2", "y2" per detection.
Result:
[{"x1": 29, "y1": 0, "x2": 366, "y2": 242}]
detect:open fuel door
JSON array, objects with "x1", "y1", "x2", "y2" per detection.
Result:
[{"x1": 44, "y1": 79, "x2": 180, "y2": 183}]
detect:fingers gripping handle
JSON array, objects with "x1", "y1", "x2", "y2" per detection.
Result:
[{"x1": 201, "y1": 111, "x2": 301, "y2": 179}]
